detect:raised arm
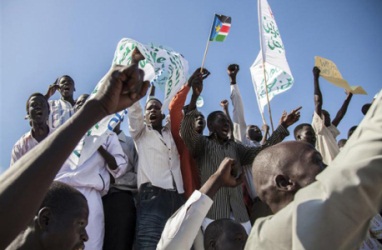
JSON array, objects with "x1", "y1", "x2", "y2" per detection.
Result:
[
  {"x1": 179, "y1": 69, "x2": 208, "y2": 157},
  {"x1": 313, "y1": 66, "x2": 323, "y2": 117},
  {"x1": 331, "y1": 90, "x2": 353, "y2": 127},
  {"x1": 44, "y1": 78, "x2": 59, "y2": 100},
  {"x1": 228, "y1": 64, "x2": 249, "y2": 144},
  {"x1": 169, "y1": 84, "x2": 190, "y2": 154},
  {"x1": 220, "y1": 99, "x2": 234, "y2": 140},
  {"x1": 0, "y1": 55, "x2": 149, "y2": 249},
  {"x1": 169, "y1": 67, "x2": 209, "y2": 153},
  {"x1": 158, "y1": 157, "x2": 242, "y2": 250},
  {"x1": 246, "y1": 92, "x2": 382, "y2": 249}
]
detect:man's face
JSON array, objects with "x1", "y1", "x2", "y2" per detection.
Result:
[
  {"x1": 194, "y1": 113, "x2": 206, "y2": 134},
  {"x1": 73, "y1": 94, "x2": 89, "y2": 112},
  {"x1": 215, "y1": 224, "x2": 248, "y2": 250},
  {"x1": 28, "y1": 95, "x2": 49, "y2": 124},
  {"x1": 252, "y1": 142, "x2": 325, "y2": 213},
  {"x1": 58, "y1": 76, "x2": 75, "y2": 98},
  {"x1": 289, "y1": 143, "x2": 325, "y2": 188},
  {"x1": 210, "y1": 113, "x2": 230, "y2": 140},
  {"x1": 45, "y1": 197, "x2": 89, "y2": 250},
  {"x1": 246, "y1": 125, "x2": 262, "y2": 142},
  {"x1": 297, "y1": 126, "x2": 316, "y2": 146},
  {"x1": 145, "y1": 99, "x2": 163, "y2": 128}
]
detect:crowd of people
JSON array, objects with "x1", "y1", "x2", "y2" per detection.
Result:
[{"x1": 1, "y1": 48, "x2": 382, "y2": 250}]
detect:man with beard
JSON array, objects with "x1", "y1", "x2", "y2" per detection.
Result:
[
  {"x1": 10, "y1": 93, "x2": 54, "y2": 165},
  {"x1": 45, "y1": 75, "x2": 76, "y2": 128},
  {"x1": 181, "y1": 72, "x2": 301, "y2": 234}
]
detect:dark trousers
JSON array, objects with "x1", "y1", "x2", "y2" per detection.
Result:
[
  {"x1": 102, "y1": 188, "x2": 136, "y2": 250},
  {"x1": 135, "y1": 183, "x2": 185, "y2": 250}
]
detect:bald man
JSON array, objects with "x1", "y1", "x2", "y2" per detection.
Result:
[{"x1": 245, "y1": 90, "x2": 382, "y2": 249}]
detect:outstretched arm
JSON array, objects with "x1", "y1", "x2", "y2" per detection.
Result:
[
  {"x1": 228, "y1": 64, "x2": 249, "y2": 144},
  {"x1": 0, "y1": 53, "x2": 149, "y2": 249},
  {"x1": 313, "y1": 66, "x2": 323, "y2": 117},
  {"x1": 158, "y1": 157, "x2": 242, "y2": 250},
  {"x1": 180, "y1": 69, "x2": 208, "y2": 157},
  {"x1": 332, "y1": 90, "x2": 353, "y2": 127}
]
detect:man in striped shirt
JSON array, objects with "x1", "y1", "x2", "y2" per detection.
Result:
[{"x1": 180, "y1": 73, "x2": 301, "y2": 234}]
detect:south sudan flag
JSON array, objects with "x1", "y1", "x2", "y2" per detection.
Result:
[{"x1": 209, "y1": 14, "x2": 231, "y2": 42}]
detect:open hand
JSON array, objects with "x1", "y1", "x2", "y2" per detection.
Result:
[{"x1": 280, "y1": 106, "x2": 302, "y2": 128}]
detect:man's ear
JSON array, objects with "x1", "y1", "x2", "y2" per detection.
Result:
[
  {"x1": 296, "y1": 134, "x2": 302, "y2": 141},
  {"x1": 37, "y1": 207, "x2": 52, "y2": 231},
  {"x1": 275, "y1": 174, "x2": 296, "y2": 192},
  {"x1": 207, "y1": 239, "x2": 216, "y2": 250}
]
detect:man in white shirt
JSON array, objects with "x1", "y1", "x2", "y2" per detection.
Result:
[
  {"x1": 55, "y1": 94, "x2": 128, "y2": 250},
  {"x1": 11, "y1": 93, "x2": 54, "y2": 165},
  {"x1": 45, "y1": 75, "x2": 76, "y2": 129},
  {"x1": 312, "y1": 66, "x2": 353, "y2": 165},
  {"x1": 128, "y1": 96, "x2": 184, "y2": 249},
  {"x1": 0, "y1": 58, "x2": 150, "y2": 250}
]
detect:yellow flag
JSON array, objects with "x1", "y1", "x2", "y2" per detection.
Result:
[{"x1": 314, "y1": 56, "x2": 367, "y2": 95}]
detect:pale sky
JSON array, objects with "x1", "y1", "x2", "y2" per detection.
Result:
[{"x1": 1, "y1": 0, "x2": 381, "y2": 173}]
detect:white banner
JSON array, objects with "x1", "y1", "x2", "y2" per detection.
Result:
[
  {"x1": 114, "y1": 38, "x2": 189, "y2": 111},
  {"x1": 251, "y1": 0, "x2": 294, "y2": 113},
  {"x1": 67, "y1": 38, "x2": 188, "y2": 167}
]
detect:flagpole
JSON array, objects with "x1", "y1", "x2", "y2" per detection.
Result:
[
  {"x1": 200, "y1": 41, "x2": 210, "y2": 73},
  {"x1": 201, "y1": 14, "x2": 217, "y2": 73},
  {"x1": 258, "y1": 0, "x2": 274, "y2": 133},
  {"x1": 262, "y1": 62, "x2": 275, "y2": 132}
]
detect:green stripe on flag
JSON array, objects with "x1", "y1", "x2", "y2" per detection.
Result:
[{"x1": 215, "y1": 34, "x2": 227, "y2": 42}]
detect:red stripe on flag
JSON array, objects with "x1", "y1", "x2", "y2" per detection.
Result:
[{"x1": 220, "y1": 24, "x2": 230, "y2": 33}]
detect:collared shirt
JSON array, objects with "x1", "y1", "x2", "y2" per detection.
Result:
[
  {"x1": 245, "y1": 93, "x2": 382, "y2": 249},
  {"x1": 55, "y1": 132, "x2": 128, "y2": 196},
  {"x1": 112, "y1": 131, "x2": 139, "y2": 192},
  {"x1": 312, "y1": 112, "x2": 340, "y2": 165},
  {"x1": 48, "y1": 99, "x2": 74, "y2": 129},
  {"x1": 180, "y1": 109, "x2": 289, "y2": 222},
  {"x1": 127, "y1": 101, "x2": 184, "y2": 193},
  {"x1": 10, "y1": 127, "x2": 55, "y2": 166}
]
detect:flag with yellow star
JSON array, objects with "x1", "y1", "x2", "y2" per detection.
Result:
[{"x1": 209, "y1": 14, "x2": 231, "y2": 42}]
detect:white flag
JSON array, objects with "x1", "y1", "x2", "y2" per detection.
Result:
[
  {"x1": 114, "y1": 38, "x2": 189, "y2": 111},
  {"x1": 67, "y1": 38, "x2": 188, "y2": 167},
  {"x1": 250, "y1": 0, "x2": 294, "y2": 113}
]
